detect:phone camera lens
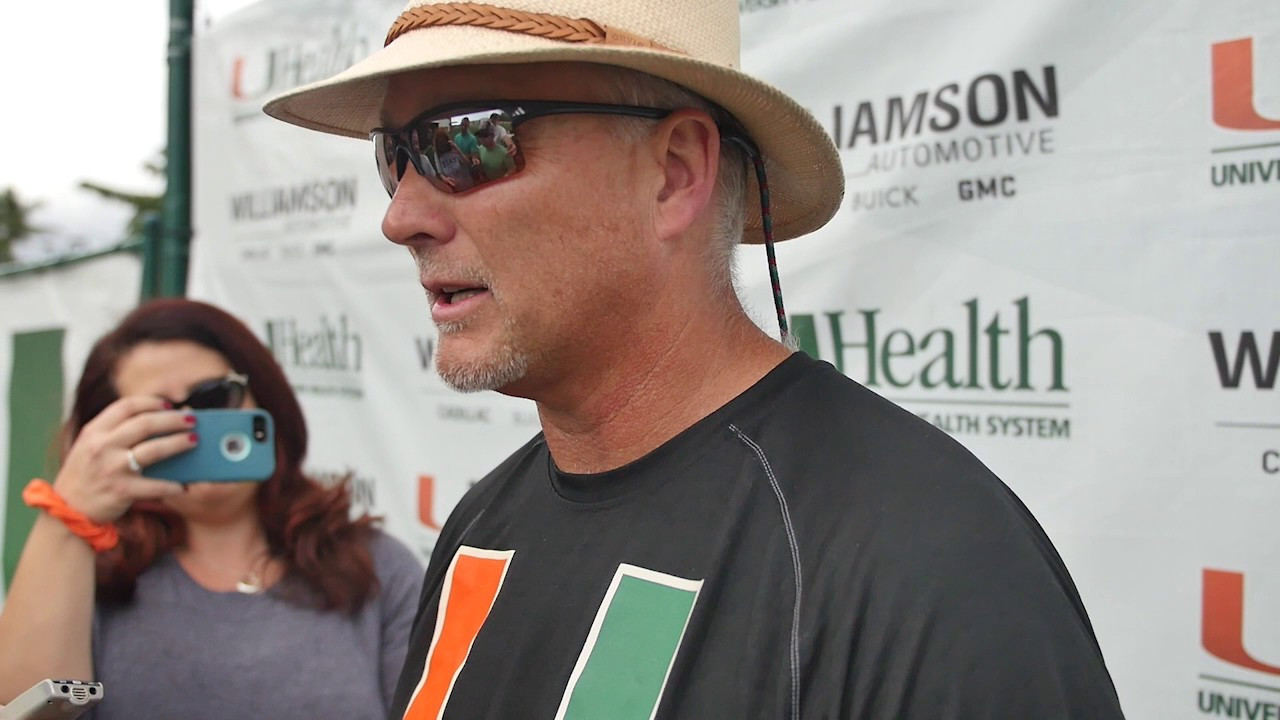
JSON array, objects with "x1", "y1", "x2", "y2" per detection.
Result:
[
  {"x1": 61, "y1": 685, "x2": 70, "y2": 694},
  {"x1": 220, "y1": 432, "x2": 252, "y2": 462},
  {"x1": 253, "y1": 416, "x2": 267, "y2": 441}
]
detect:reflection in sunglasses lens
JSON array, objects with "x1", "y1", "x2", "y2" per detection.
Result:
[{"x1": 376, "y1": 107, "x2": 522, "y2": 197}]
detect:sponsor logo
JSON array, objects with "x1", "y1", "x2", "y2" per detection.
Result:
[
  {"x1": 415, "y1": 336, "x2": 436, "y2": 371},
  {"x1": 310, "y1": 466, "x2": 377, "y2": 516},
  {"x1": 231, "y1": 178, "x2": 358, "y2": 223},
  {"x1": 418, "y1": 473, "x2": 483, "y2": 533},
  {"x1": 830, "y1": 66, "x2": 1058, "y2": 209},
  {"x1": 439, "y1": 404, "x2": 491, "y2": 424},
  {"x1": 1203, "y1": 569, "x2": 1280, "y2": 675},
  {"x1": 418, "y1": 474, "x2": 445, "y2": 531},
  {"x1": 264, "y1": 314, "x2": 364, "y2": 398},
  {"x1": 1198, "y1": 569, "x2": 1280, "y2": 717},
  {"x1": 227, "y1": 178, "x2": 359, "y2": 260},
  {"x1": 1213, "y1": 38, "x2": 1280, "y2": 131},
  {"x1": 266, "y1": 315, "x2": 363, "y2": 371},
  {"x1": 1210, "y1": 331, "x2": 1279, "y2": 390},
  {"x1": 1210, "y1": 159, "x2": 1279, "y2": 186},
  {"x1": 1209, "y1": 37, "x2": 1280, "y2": 188},
  {"x1": 792, "y1": 296, "x2": 1071, "y2": 440},
  {"x1": 229, "y1": 24, "x2": 371, "y2": 121},
  {"x1": 512, "y1": 408, "x2": 540, "y2": 427},
  {"x1": 1208, "y1": 331, "x2": 1279, "y2": 475}
]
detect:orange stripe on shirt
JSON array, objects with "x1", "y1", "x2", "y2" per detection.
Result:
[{"x1": 404, "y1": 547, "x2": 514, "y2": 720}]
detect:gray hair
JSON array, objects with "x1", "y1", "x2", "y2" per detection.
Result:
[{"x1": 599, "y1": 68, "x2": 748, "y2": 298}]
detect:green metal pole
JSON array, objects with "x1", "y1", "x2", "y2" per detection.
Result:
[
  {"x1": 140, "y1": 213, "x2": 161, "y2": 301},
  {"x1": 161, "y1": 0, "x2": 193, "y2": 297}
]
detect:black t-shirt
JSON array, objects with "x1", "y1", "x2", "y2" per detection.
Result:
[{"x1": 391, "y1": 353, "x2": 1125, "y2": 719}]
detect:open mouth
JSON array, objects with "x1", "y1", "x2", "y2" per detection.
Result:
[{"x1": 435, "y1": 286, "x2": 490, "y2": 306}]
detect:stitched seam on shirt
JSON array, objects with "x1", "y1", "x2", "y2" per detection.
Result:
[
  {"x1": 730, "y1": 424, "x2": 802, "y2": 720},
  {"x1": 457, "y1": 508, "x2": 486, "y2": 545}
]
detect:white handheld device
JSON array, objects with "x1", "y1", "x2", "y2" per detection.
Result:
[{"x1": 0, "y1": 680, "x2": 103, "y2": 720}]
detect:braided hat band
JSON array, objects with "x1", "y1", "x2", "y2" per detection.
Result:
[{"x1": 385, "y1": 3, "x2": 675, "y2": 51}]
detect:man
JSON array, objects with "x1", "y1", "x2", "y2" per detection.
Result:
[
  {"x1": 452, "y1": 115, "x2": 479, "y2": 164},
  {"x1": 489, "y1": 112, "x2": 517, "y2": 151},
  {"x1": 265, "y1": 1, "x2": 1126, "y2": 718},
  {"x1": 474, "y1": 124, "x2": 516, "y2": 181}
]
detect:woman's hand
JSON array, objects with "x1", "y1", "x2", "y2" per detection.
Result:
[{"x1": 52, "y1": 396, "x2": 197, "y2": 523}]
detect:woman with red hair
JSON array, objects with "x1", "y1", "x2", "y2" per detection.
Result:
[{"x1": 0, "y1": 299, "x2": 423, "y2": 719}]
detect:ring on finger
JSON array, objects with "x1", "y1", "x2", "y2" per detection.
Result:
[{"x1": 126, "y1": 448, "x2": 143, "y2": 474}]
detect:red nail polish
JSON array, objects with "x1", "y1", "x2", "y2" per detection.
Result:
[
  {"x1": 184, "y1": 414, "x2": 196, "y2": 425},
  {"x1": 163, "y1": 400, "x2": 174, "y2": 409},
  {"x1": 189, "y1": 433, "x2": 199, "y2": 443}
]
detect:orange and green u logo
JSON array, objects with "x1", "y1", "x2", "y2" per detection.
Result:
[
  {"x1": 404, "y1": 547, "x2": 515, "y2": 720},
  {"x1": 403, "y1": 548, "x2": 702, "y2": 720},
  {"x1": 555, "y1": 564, "x2": 703, "y2": 720}
]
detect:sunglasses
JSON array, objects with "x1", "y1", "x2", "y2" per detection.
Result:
[
  {"x1": 169, "y1": 372, "x2": 249, "y2": 410},
  {"x1": 371, "y1": 98, "x2": 792, "y2": 339},
  {"x1": 372, "y1": 100, "x2": 679, "y2": 197}
]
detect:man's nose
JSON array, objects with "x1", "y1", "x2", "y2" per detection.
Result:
[{"x1": 381, "y1": 166, "x2": 457, "y2": 247}]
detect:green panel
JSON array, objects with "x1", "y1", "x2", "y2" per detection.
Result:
[
  {"x1": 5, "y1": 328, "x2": 65, "y2": 591},
  {"x1": 789, "y1": 313, "x2": 820, "y2": 359},
  {"x1": 562, "y1": 574, "x2": 698, "y2": 720}
]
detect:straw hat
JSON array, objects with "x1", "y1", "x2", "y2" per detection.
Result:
[{"x1": 263, "y1": 0, "x2": 844, "y2": 243}]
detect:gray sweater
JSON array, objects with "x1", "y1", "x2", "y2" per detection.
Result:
[{"x1": 88, "y1": 531, "x2": 423, "y2": 720}]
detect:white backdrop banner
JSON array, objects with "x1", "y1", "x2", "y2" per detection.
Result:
[
  {"x1": 190, "y1": 2, "x2": 1280, "y2": 717},
  {"x1": 0, "y1": 252, "x2": 143, "y2": 600}
]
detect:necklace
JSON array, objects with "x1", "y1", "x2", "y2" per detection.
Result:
[
  {"x1": 177, "y1": 543, "x2": 272, "y2": 594},
  {"x1": 235, "y1": 552, "x2": 271, "y2": 594},
  {"x1": 235, "y1": 571, "x2": 264, "y2": 594}
]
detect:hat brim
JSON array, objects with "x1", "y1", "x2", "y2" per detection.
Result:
[{"x1": 263, "y1": 26, "x2": 844, "y2": 244}]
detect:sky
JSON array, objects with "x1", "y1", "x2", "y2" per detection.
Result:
[{"x1": 0, "y1": 0, "x2": 259, "y2": 262}]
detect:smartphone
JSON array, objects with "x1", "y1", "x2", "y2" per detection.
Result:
[
  {"x1": 146, "y1": 409, "x2": 276, "y2": 483},
  {"x1": 0, "y1": 679, "x2": 103, "y2": 720}
]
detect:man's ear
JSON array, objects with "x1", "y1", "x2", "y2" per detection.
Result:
[{"x1": 649, "y1": 110, "x2": 720, "y2": 244}]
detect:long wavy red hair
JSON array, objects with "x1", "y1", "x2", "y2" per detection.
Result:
[{"x1": 68, "y1": 298, "x2": 380, "y2": 614}]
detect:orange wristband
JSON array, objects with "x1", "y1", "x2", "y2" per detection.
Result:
[{"x1": 22, "y1": 479, "x2": 119, "y2": 553}]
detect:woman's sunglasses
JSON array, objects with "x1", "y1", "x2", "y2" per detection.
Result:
[
  {"x1": 370, "y1": 98, "x2": 793, "y2": 340},
  {"x1": 169, "y1": 372, "x2": 249, "y2": 410}
]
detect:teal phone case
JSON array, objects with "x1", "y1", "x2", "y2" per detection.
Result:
[{"x1": 146, "y1": 409, "x2": 276, "y2": 483}]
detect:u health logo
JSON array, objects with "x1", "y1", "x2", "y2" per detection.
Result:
[
  {"x1": 791, "y1": 296, "x2": 1072, "y2": 441},
  {"x1": 1212, "y1": 38, "x2": 1280, "y2": 131},
  {"x1": 263, "y1": 314, "x2": 365, "y2": 399},
  {"x1": 1198, "y1": 570, "x2": 1280, "y2": 718},
  {"x1": 1203, "y1": 569, "x2": 1280, "y2": 676},
  {"x1": 1208, "y1": 37, "x2": 1280, "y2": 188},
  {"x1": 230, "y1": 24, "x2": 369, "y2": 103}
]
